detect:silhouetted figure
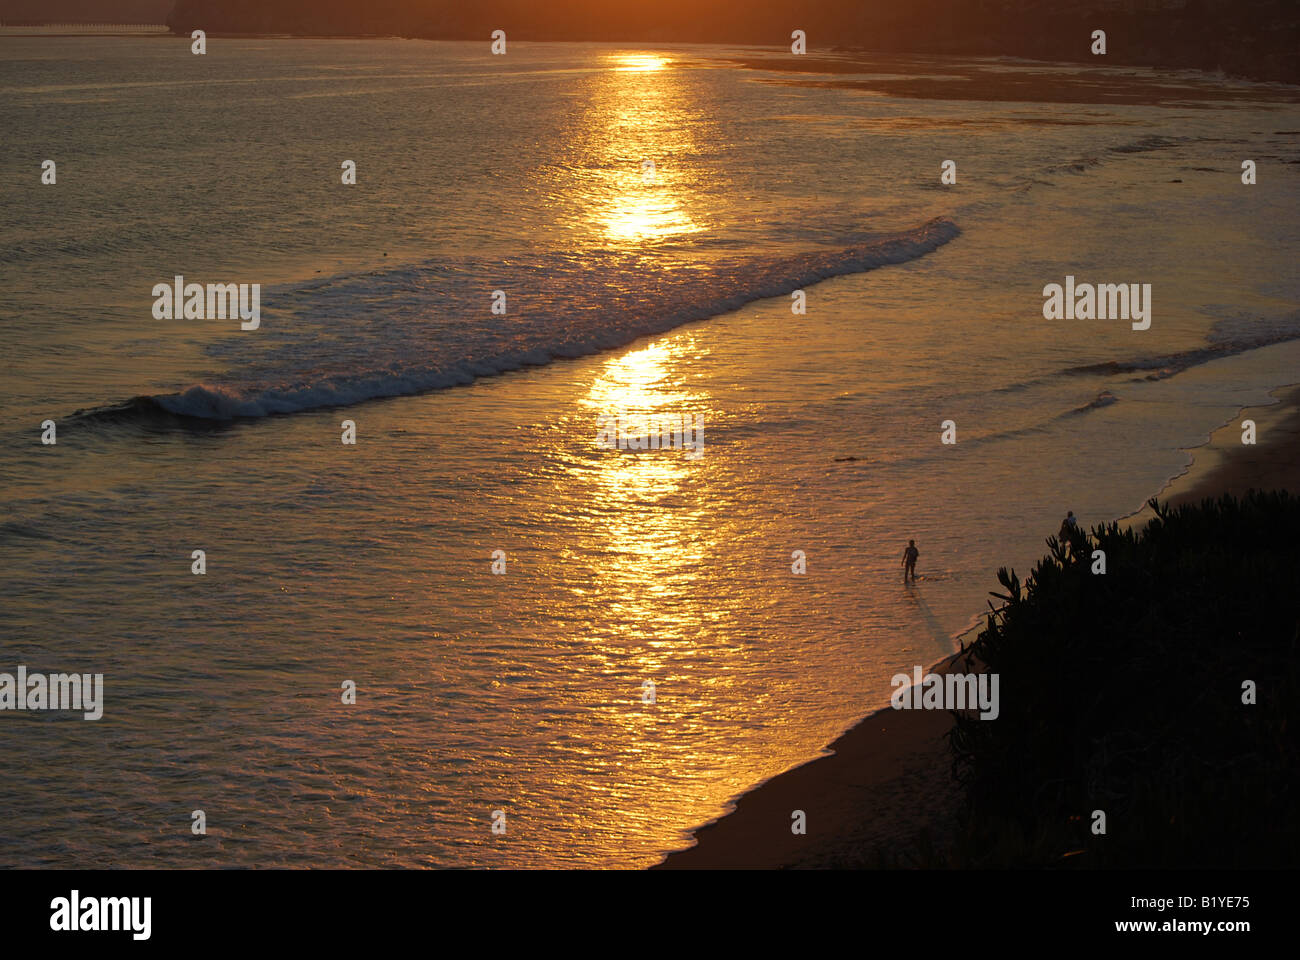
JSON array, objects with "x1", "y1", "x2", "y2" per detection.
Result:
[
  {"x1": 902, "y1": 539, "x2": 919, "y2": 583},
  {"x1": 1058, "y1": 510, "x2": 1081, "y2": 560}
]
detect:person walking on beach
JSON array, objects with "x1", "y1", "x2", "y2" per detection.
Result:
[
  {"x1": 902, "y1": 539, "x2": 919, "y2": 584},
  {"x1": 1058, "y1": 510, "x2": 1080, "y2": 560}
]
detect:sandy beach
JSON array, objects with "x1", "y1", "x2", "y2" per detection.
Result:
[
  {"x1": 655, "y1": 645, "x2": 979, "y2": 868},
  {"x1": 657, "y1": 383, "x2": 1300, "y2": 869},
  {"x1": 1159, "y1": 384, "x2": 1300, "y2": 508}
]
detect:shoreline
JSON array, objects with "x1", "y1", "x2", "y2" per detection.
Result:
[
  {"x1": 655, "y1": 383, "x2": 1300, "y2": 869},
  {"x1": 1143, "y1": 383, "x2": 1300, "y2": 512},
  {"x1": 653, "y1": 644, "x2": 979, "y2": 869},
  {"x1": 6, "y1": 30, "x2": 1297, "y2": 89}
]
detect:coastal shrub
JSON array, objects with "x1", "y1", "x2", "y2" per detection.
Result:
[{"x1": 948, "y1": 491, "x2": 1300, "y2": 868}]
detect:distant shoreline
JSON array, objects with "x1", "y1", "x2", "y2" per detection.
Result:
[
  {"x1": 4, "y1": 27, "x2": 1298, "y2": 89},
  {"x1": 656, "y1": 383, "x2": 1300, "y2": 869}
]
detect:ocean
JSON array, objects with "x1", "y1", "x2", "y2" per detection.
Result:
[{"x1": 1, "y1": 37, "x2": 1298, "y2": 867}]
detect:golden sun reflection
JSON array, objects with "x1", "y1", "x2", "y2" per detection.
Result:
[
  {"x1": 590, "y1": 338, "x2": 691, "y2": 405},
  {"x1": 601, "y1": 189, "x2": 701, "y2": 244},
  {"x1": 564, "y1": 337, "x2": 729, "y2": 818},
  {"x1": 580, "y1": 338, "x2": 710, "y2": 572},
  {"x1": 582, "y1": 52, "x2": 705, "y2": 245},
  {"x1": 610, "y1": 54, "x2": 671, "y2": 72},
  {"x1": 586, "y1": 341, "x2": 696, "y2": 418}
]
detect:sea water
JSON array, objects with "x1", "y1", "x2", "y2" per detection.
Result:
[{"x1": 1, "y1": 38, "x2": 1297, "y2": 867}]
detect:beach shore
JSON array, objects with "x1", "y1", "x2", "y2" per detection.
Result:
[
  {"x1": 1156, "y1": 384, "x2": 1300, "y2": 509},
  {"x1": 656, "y1": 382, "x2": 1300, "y2": 869}
]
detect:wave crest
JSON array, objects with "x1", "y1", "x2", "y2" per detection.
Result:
[{"x1": 74, "y1": 218, "x2": 962, "y2": 423}]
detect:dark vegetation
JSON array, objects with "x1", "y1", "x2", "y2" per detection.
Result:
[
  {"x1": 947, "y1": 491, "x2": 1300, "y2": 867},
  {"x1": 162, "y1": 0, "x2": 1300, "y2": 84}
]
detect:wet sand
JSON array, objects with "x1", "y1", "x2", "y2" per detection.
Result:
[
  {"x1": 1161, "y1": 384, "x2": 1300, "y2": 508},
  {"x1": 654, "y1": 645, "x2": 978, "y2": 869}
]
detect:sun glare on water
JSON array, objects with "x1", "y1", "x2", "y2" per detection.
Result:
[
  {"x1": 579, "y1": 52, "x2": 704, "y2": 244},
  {"x1": 611, "y1": 54, "x2": 670, "y2": 72}
]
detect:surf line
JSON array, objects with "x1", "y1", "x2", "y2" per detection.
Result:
[{"x1": 1042, "y1": 275, "x2": 1151, "y2": 330}]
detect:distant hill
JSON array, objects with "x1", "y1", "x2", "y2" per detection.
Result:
[
  {"x1": 0, "y1": 0, "x2": 172, "y2": 21},
  {"x1": 159, "y1": 0, "x2": 1299, "y2": 84}
]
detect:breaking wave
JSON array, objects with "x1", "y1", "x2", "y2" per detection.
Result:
[{"x1": 70, "y1": 218, "x2": 961, "y2": 423}]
